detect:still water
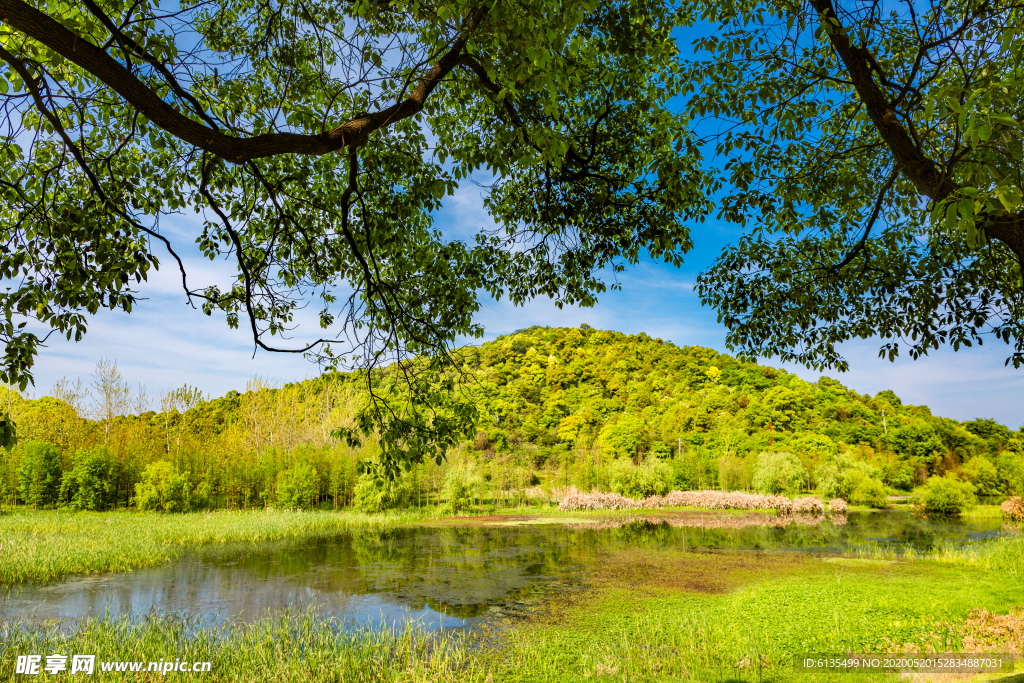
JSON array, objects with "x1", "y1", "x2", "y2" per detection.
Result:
[{"x1": 0, "y1": 511, "x2": 1010, "y2": 629}]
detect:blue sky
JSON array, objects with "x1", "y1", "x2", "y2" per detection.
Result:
[{"x1": 25, "y1": 175, "x2": 1024, "y2": 429}]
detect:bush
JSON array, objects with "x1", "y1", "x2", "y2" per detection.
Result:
[
  {"x1": 752, "y1": 451, "x2": 806, "y2": 495},
  {"x1": 850, "y1": 477, "x2": 888, "y2": 508},
  {"x1": 915, "y1": 476, "x2": 977, "y2": 515},
  {"x1": 1002, "y1": 496, "x2": 1024, "y2": 521},
  {"x1": 276, "y1": 462, "x2": 319, "y2": 509},
  {"x1": 135, "y1": 461, "x2": 192, "y2": 512},
  {"x1": 608, "y1": 457, "x2": 673, "y2": 499},
  {"x1": 17, "y1": 441, "x2": 62, "y2": 508}
]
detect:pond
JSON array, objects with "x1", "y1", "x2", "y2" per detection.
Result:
[{"x1": 0, "y1": 510, "x2": 1011, "y2": 630}]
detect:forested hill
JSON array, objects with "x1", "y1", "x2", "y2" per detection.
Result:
[
  {"x1": 3, "y1": 326, "x2": 1023, "y2": 510},
  {"x1": 457, "y1": 326, "x2": 1021, "y2": 491}
]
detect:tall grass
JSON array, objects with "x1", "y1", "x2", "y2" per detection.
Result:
[
  {"x1": 0, "y1": 509, "x2": 430, "y2": 584},
  {"x1": 1, "y1": 610, "x2": 485, "y2": 682},
  {"x1": 852, "y1": 533, "x2": 1024, "y2": 576}
]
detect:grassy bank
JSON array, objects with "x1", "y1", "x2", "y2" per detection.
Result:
[
  {"x1": 3, "y1": 535, "x2": 1022, "y2": 682},
  {"x1": 495, "y1": 550, "x2": 1023, "y2": 682},
  {"x1": 0, "y1": 508, "x2": 436, "y2": 584}
]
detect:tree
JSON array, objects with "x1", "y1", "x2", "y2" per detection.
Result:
[
  {"x1": 59, "y1": 446, "x2": 115, "y2": 510},
  {"x1": 91, "y1": 358, "x2": 131, "y2": 443},
  {"x1": 752, "y1": 451, "x2": 806, "y2": 494},
  {"x1": 687, "y1": 0, "x2": 1024, "y2": 370},
  {"x1": 275, "y1": 461, "x2": 319, "y2": 509},
  {"x1": 135, "y1": 459, "x2": 202, "y2": 512},
  {"x1": 0, "y1": 0, "x2": 708, "y2": 468},
  {"x1": 160, "y1": 385, "x2": 205, "y2": 458},
  {"x1": 16, "y1": 439, "x2": 62, "y2": 508}
]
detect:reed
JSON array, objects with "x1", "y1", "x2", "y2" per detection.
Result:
[
  {"x1": 852, "y1": 533, "x2": 1024, "y2": 576},
  {"x1": 0, "y1": 610, "x2": 485, "y2": 682}
]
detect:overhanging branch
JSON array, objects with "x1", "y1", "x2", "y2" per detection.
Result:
[{"x1": 0, "y1": 0, "x2": 488, "y2": 163}]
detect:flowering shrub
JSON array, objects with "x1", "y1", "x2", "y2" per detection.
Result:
[{"x1": 828, "y1": 498, "x2": 848, "y2": 514}]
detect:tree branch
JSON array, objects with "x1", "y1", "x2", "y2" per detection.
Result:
[{"x1": 0, "y1": 0, "x2": 488, "y2": 163}]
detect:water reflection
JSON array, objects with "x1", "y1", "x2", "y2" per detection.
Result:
[{"x1": 0, "y1": 511, "x2": 1010, "y2": 629}]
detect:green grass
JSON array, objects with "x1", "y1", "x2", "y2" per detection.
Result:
[
  {"x1": 0, "y1": 610, "x2": 487, "y2": 682},
  {"x1": 3, "y1": 508, "x2": 1022, "y2": 682},
  {"x1": 3, "y1": 547, "x2": 1021, "y2": 682},
  {"x1": 485, "y1": 544, "x2": 1024, "y2": 682},
  {"x1": 965, "y1": 505, "x2": 1010, "y2": 520},
  {"x1": 0, "y1": 508, "x2": 436, "y2": 584},
  {"x1": 851, "y1": 533, "x2": 1024, "y2": 576}
]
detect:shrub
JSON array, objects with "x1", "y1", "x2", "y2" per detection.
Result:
[
  {"x1": 752, "y1": 452, "x2": 807, "y2": 495},
  {"x1": 608, "y1": 457, "x2": 673, "y2": 499},
  {"x1": 914, "y1": 476, "x2": 977, "y2": 515},
  {"x1": 559, "y1": 489, "x2": 827, "y2": 515},
  {"x1": 135, "y1": 461, "x2": 194, "y2": 512},
  {"x1": 276, "y1": 462, "x2": 319, "y2": 509},
  {"x1": 850, "y1": 477, "x2": 888, "y2": 508},
  {"x1": 17, "y1": 441, "x2": 62, "y2": 508}
]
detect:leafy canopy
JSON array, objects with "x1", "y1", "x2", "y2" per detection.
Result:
[
  {"x1": 0, "y1": 0, "x2": 709, "y2": 465},
  {"x1": 685, "y1": 0, "x2": 1024, "y2": 370}
]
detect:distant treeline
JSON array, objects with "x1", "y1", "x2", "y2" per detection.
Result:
[{"x1": 1, "y1": 327, "x2": 1022, "y2": 512}]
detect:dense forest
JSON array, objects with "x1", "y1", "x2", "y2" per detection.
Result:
[{"x1": 2, "y1": 327, "x2": 1021, "y2": 513}]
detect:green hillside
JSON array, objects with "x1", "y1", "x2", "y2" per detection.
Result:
[{"x1": 2, "y1": 326, "x2": 1022, "y2": 512}]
